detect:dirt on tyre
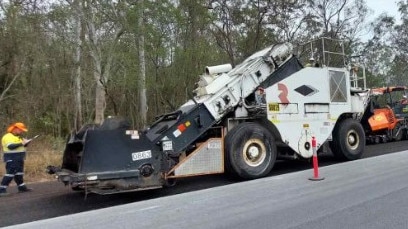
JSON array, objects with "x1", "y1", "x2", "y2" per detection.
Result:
[
  {"x1": 330, "y1": 118, "x2": 365, "y2": 161},
  {"x1": 224, "y1": 122, "x2": 277, "y2": 179}
]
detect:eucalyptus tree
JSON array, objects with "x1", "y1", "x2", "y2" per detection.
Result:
[
  {"x1": 363, "y1": 14, "x2": 396, "y2": 87},
  {"x1": 303, "y1": 0, "x2": 369, "y2": 68},
  {"x1": 46, "y1": 0, "x2": 93, "y2": 134},
  {"x1": 304, "y1": 0, "x2": 369, "y2": 40},
  {"x1": 362, "y1": 0, "x2": 408, "y2": 87},
  {"x1": 70, "y1": 0, "x2": 83, "y2": 130},
  {"x1": 172, "y1": 0, "x2": 220, "y2": 95},
  {"x1": 0, "y1": 1, "x2": 29, "y2": 105},
  {"x1": 137, "y1": 0, "x2": 147, "y2": 128},
  {"x1": 206, "y1": 0, "x2": 277, "y2": 65},
  {"x1": 125, "y1": 0, "x2": 180, "y2": 120},
  {"x1": 0, "y1": 0, "x2": 22, "y2": 104},
  {"x1": 395, "y1": 0, "x2": 408, "y2": 55},
  {"x1": 119, "y1": 0, "x2": 148, "y2": 128},
  {"x1": 47, "y1": 0, "x2": 135, "y2": 130},
  {"x1": 80, "y1": 0, "x2": 126, "y2": 125},
  {"x1": 389, "y1": 0, "x2": 408, "y2": 86},
  {"x1": 0, "y1": 0, "x2": 62, "y2": 132}
]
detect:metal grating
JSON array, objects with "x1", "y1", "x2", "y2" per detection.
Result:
[
  {"x1": 330, "y1": 70, "x2": 347, "y2": 102},
  {"x1": 171, "y1": 138, "x2": 224, "y2": 177}
]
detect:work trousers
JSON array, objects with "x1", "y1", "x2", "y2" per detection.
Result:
[{"x1": 0, "y1": 159, "x2": 27, "y2": 192}]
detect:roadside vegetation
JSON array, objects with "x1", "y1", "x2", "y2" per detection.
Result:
[{"x1": 0, "y1": 136, "x2": 65, "y2": 183}]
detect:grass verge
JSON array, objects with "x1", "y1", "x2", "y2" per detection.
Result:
[{"x1": 0, "y1": 136, "x2": 65, "y2": 183}]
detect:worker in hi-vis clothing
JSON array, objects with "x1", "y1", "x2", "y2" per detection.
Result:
[{"x1": 0, "y1": 122, "x2": 33, "y2": 196}]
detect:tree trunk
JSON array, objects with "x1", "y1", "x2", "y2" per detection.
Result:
[
  {"x1": 94, "y1": 77, "x2": 106, "y2": 125},
  {"x1": 138, "y1": 1, "x2": 147, "y2": 128},
  {"x1": 87, "y1": 16, "x2": 106, "y2": 125},
  {"x1": 73, "y1": 0, "x2": 83, "y2": 131}
]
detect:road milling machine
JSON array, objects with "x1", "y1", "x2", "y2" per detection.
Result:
[
  {"x1": 47, "y1": 38, "x2": 371, "y2": 195},
  {"x1": 361, "y1": 86, "x2": 408, "y2": 144}
]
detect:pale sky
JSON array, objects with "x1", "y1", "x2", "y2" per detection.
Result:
[{"x1": 366, "y1": 0, "x2": 400, "y2": 20}]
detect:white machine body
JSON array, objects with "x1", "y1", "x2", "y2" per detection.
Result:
[{"x1": 266, "y1": 67, "x2": 369, "y2": 157}]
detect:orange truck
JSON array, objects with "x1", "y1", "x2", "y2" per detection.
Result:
[{"x1": 361, "y1": 86, "x2": 408, "y2": 144}]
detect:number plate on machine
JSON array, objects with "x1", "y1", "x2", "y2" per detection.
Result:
[
  {"x1": 269, "y1": 103, "x2": 280, "y2": 112},
  {"x1": 132, "y1": 150, "x2": 152, "y2": 161}
]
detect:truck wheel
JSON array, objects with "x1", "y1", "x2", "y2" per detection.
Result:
[
  {"x1": 225, "y1": 122, "x2": 277, "y2": 179},
  {"x1": 330, "y1": 119, "x2": 365, "y2": 161},
  {"x1": 392, "y1": 123, "x2": 404, "y2": 141}
]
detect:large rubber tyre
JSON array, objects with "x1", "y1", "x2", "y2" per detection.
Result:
[
  {"x1": 330, "y1": 119, "x2": 365, "y2": 161},
  {"x1": 225, "y1": 122, "x2": 277, "y2": 179},
  {"x1": 392, "y1": 122, "x2": 404, "y2": 141}
]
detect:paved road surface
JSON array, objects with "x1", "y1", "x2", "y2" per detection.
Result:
[
  {"x1": 5, "y1": 148, "x2": 408, "y2": 229},
  {"x1": 0, "y1": 141, "x2": 407, "y2": 228}
]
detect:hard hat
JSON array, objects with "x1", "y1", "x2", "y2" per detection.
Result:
[{"x1": 7, "y1": 122, "x2": 28, "y2": 133}]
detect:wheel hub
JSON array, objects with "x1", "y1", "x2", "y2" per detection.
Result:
[
  {"x1": 248, "y1": 146, "x2": 260, "y2": 159},
  {"x1": 348, "y1": 134, "x2": 356, "y2": 144},
  {"x1": 243, "y1": 139, "x2": 266, "y2": 167},
  {"x1": 347, "y1": 130, "x2": 359, "y2": 150}
]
